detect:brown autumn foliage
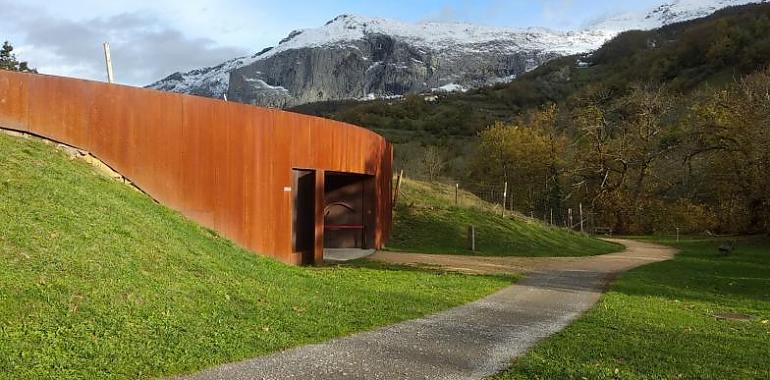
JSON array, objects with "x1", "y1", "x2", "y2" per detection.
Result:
[{"x1": 472, "y1": 69, "x2": 770, "y2": 235}]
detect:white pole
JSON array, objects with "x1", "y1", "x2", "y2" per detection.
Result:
[
  {"x1": 455, "y1": 183, "x2": 459, "y2": 206},
  {"x1": 502, "y1": 181, "x2": 508, "y2": 217},
  {"x1": 103, "y1": 42, "x2": 114, "y2": 84}
]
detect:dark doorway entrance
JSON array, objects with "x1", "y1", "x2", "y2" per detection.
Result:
[
  {"x1": 323, "y1": 172, "x2": 375, "y2": 249},
  {"x1": 292, "y1": 169, "x2": 316, "y2": 264}
]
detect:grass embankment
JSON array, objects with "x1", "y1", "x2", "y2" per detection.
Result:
[
  {"x1": 0, "y1": 132, "x2": 512, "y2": 379},
  {"x1": 494, "y1": 237, "x2": 770, "y2": 379},
  {"x1": 388, "y1": 178, "x2": 620, "y2": 256}
]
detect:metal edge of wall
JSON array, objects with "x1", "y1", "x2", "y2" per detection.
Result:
[
  {"x1": 0, "y1": 70, "x2": 394, "y2": 266},
  {"x1": 1, "y1": 126, "x2": 143, "y2": 192}
]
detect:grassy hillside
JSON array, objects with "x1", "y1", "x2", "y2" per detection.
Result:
[
  {"x1": 388, "y1": 178, "x2": 620, "y2": 256},
  {"x1": 494, "y1": 237, "x2": 770, "y2": 379},
  {"x1": 0, "y1": 132, "x2": 511, "y2": 379}
]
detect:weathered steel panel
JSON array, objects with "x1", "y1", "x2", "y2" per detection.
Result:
[
  {"x1": 0, "y1": 74, "x2": 28, "y2": 131},
  {"x1": 27, "y1": 74, "x2": 92, "y2": 147},
  {"x1": 0, "y1": 71, "x2": 392, "y2": 265}
]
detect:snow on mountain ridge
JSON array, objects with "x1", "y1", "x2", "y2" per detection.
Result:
[
  {"x1": 590, "y1": 0, "x2": 767, "y2": 33},
  {"x1": 148, "y1": 1, "x2": 768, "y2": 104},
  {"x1": 150, "y1": 14, "x2": 609, "y2": 97},
  {"x1": 262, "y1": 14, "x2": 603, "y2": 59}
]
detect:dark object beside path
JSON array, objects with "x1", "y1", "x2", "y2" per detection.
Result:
[{"x1": 719, "y1": 241, "x2": 735, "y2": 256}]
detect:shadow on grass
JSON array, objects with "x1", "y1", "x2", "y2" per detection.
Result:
[
  {"x1": 497, "y1": 237, "x2": 770, "y2": 380},
  {"x1": 509, "y1": 303, "x2": 770, "y2": 379},
  {"x1": 608, "y1": 238, "x2": 770, "y2": 306},
  {"x1": 328, "y1": 258, "x2": 520, "y2": 284},
  {"x1": 389, "y1": 204, "x2": 619, "y2": 257}
]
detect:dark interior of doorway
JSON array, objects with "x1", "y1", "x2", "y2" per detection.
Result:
[
  {"x1": 292, "y1": 169, "x2": 315, "y2": 264},
  {"x1": 324, "y1": 172, "x2": 375, "y2": 249}
]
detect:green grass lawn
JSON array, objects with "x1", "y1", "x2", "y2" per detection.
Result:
[
  {"x1": 388, "y1": 178, "x2": 620, "y2": 256},
  {"x1": 493, "y1": 236, "x2": 770, "y2": 379},
  {"x1": 0, "y1": 132, "x2": 513, "y2": 379}
]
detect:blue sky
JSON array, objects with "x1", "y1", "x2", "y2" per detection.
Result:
[
  {"x1": 271, "y1": 0, "x2": 661, "y2": 30},
  {"x1": 0, "y1": 0, "x2": 662, "y2": 85}
]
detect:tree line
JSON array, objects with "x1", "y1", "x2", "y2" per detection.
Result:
[
  {"x1": 313, "y1": 3, "x2": 770, "y2": 235},
  {"x1": 0, "y1": 41, "x2": 36, "y2": 73},
  {"x1": 470, "y1": 71, "x2": 770, "y2": 235}
]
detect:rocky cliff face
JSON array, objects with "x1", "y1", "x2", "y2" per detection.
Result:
[
  {"x1": 148, "y1": 1, "x2": 765, "y2": 108},
  {"x1": 149, "y1": 14, "x2": 609, "y2": 107},
  {"x1": 226, "y1": 32, "x2": 561, "y2": 107}
]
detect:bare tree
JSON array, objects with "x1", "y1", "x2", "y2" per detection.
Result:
[{"x1": 422, "y1": 145, "x2": 447, "y2": 182}]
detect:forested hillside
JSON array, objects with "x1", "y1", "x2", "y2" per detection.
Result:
[
  {"x1": 295, "y1": 3, "x2": 770, "y2": 136},
  {"x1": 293, "y1": 3, "x2": 770, "y2": 235}
]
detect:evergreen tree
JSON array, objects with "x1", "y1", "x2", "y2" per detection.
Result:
[{"x1": 0, "y1": 41, "x2": 36, "y2": 73}]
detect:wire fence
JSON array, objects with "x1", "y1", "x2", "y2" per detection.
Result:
[
  {"x1": 465, "y1": 182, "x2": 602, "y2": 234},
  {"x1": 393, "y1": 175, "x2": 760, "y2": 236},
  {"x1": 393, "y1": 169, "x2": 765, "y2": 236},
  {"x1": 393, "y1": 174, "x2": 605, "y2": 235}
]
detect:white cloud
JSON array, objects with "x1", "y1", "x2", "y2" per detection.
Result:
[
  {"x1": 421, "y1": 5, "x2": 459, "y2": 23},
  {"x1": 0, "y1": 0, "x2": 666, "y2": 85},
  {"x1": 0, "y1": 0, "x2": 254, "y2": 85},
  {"x1": 541, "y1": 0, "x2": 576, "y2": 24}
]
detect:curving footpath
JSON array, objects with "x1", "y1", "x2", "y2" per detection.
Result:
[{"x1": 170, "y1": 239, "x2": 675, "y2": 380}]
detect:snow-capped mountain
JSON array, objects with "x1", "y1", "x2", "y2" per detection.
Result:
[
  {"x1": 590, "y1": 0, "x2": 765, "y2": 33},
  {"x1": 148, "y1": 0, "x2": 765, "y2": 108},
  {"x1": 149, "y1": 15, "x2": 608, "y2": 107}
]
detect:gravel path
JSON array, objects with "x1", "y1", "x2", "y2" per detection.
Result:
[{"x1": 169, "y1": 239, "x2": 675, "y2": 380}]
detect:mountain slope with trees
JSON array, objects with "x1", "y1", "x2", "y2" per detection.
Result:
[
  {"x1": 296, "y1": 3, "x2": 770, "y2": 136},
  {"x1": 294, "y1": 3, "x2": 770, "y2": 235},
  {"x1": 150, "y1": 1, "x2": 763, "y2": 107}
]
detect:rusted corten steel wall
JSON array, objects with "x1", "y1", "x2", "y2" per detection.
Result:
[{"x1": 0, "y1": 71, "x2": 392, "y2": 265}]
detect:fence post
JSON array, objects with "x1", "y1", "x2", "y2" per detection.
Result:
[
  {"x1": 550, "y1": 208, "x2": 554, "y2": 225},
  {"x1": 455, "y1": 183, "x2": 459, "y2": 207},
  {"x1": 568, "y1": 208, "x2": 573, "y2": 230},
  {"x1": 579, "y1": 203, "x2": 584, "y2": 233},
  {"x1": 393, "y1": 169, "x2": 403, "y2": 207},
  {"x1": 467, "y1": 225, "x2": 476, "y2": 252}
]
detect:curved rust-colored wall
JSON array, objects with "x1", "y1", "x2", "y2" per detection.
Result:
[{"x1": 0, "y1": 71, "x2": 392, "y2": 265}]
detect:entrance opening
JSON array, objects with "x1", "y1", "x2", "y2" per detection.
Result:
[
  {"x1": 323, "y1": 172, "x2": 375, "y2": 256},
  {"x1": 292, "y1": 169, "x2": 316, "y2": 264}
]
